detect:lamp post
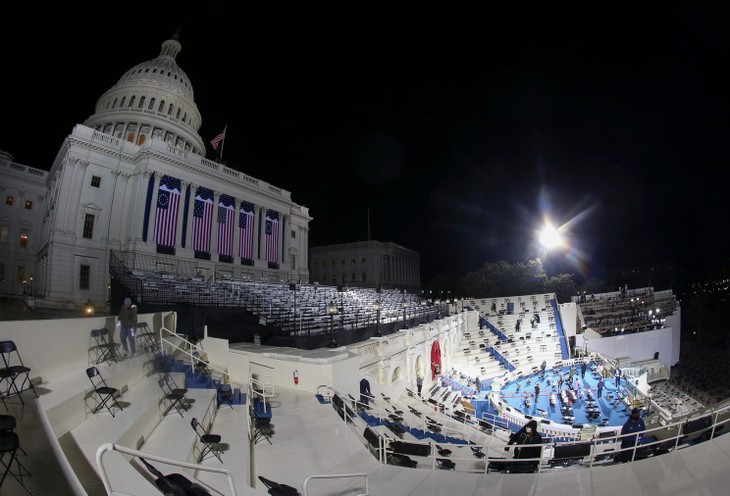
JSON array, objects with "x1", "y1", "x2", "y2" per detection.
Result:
[
  {"x1": 327, "y1": 301, "x2": 338, "y2": 347},
  {"x1": 374, "y1": 301, "x2": 382, "y2": 337},
  {"x1": 401, "y1": 299, "x2": 407, "y2": 329}
]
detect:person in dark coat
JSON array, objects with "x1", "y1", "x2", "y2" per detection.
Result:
[
  {"x1": 616, "y1": 408, "x2": 646, "y2": 462},
  {"x1": 507, "y1": 420, "x2": 543, "y2": 471},
  {"x1": 581, "y1": 361, "x2": 587, "y2": 378},
  {"x1": 597, "y1": 377, "x2": 605, "y2": 398}
]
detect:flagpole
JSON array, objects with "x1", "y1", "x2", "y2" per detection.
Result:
[{"x1": 218, "y1": 125, "x2": 228, "y2": 161}]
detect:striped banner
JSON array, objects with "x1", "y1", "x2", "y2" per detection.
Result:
[
  {"x1": 238, "y1": 201, "x2": 255, "y2": 260},
  {"x1": 265, "y1": 209, "x2": 279, "y2": 263},
  {"x1": 192, "y1": 187, "x2": 214, "y2": 253},
  {"x1": 154, "y1": 175, "x2": 181, "y2": 247},
  {"x1": 217, "y1": 194, "x2": 235, "y2": 256}
]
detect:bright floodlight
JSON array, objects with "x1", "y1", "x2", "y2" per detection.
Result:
[{"x1": 539, "y1": 224, "x2": 562, "y2": 249}]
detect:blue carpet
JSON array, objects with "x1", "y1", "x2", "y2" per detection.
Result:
[{"x1": 479, "y1": 363, "x2": 632, "y2": 429}]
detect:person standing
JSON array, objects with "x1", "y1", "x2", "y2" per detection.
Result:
[
  {"x1": 507, "y1": 420, "x2": 543, "y2": 472},
  {"x1": 597, "y1": 377, "x2": 605, "y2": 399},
  {"x1": 581, "y1": 361, "x2": 587, "y2": 378},
  {"x1": 617, "y1": 408, "x2": 646, "y2": 462},
  {"x1": 118, "y1": 297, "x2": 138, "y2": 358},
  {"x1": 534, "y1": 383, "x2": 540, "y2": 403},
  {"x1": 416, "y1": 375, "x2": 423, "y2": 396},
  {"x1": 615, "y1": 367, "x2": 622, "y2": 388},
  {"x1": 475, "y1": 376, "x2": 481, "y2": 394}
]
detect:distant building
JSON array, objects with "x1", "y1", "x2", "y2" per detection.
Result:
[
  {"x1": 0, "y1": 151, "x2": 46, "y2": 297},
  {"x1": 0, "y1": 35, "x2": 311, "y2": 310},
  {"x1": 309, "y1": 240, "x2": 420, "y2": 292}
]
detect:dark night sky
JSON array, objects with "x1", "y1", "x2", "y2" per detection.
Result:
[{"x1": 2, "y1": 3, "x2": 729, "y2": 284}]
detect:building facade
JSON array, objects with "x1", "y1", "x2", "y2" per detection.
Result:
[
  {"x1": 0, "y1": 152, "x2": 47, "y2": 298},
  {"x1": 309, "y1": 240, "x2": 420, "y2": 292},
  {"x1": 0, "y1": 35, "x2": 311, "y2": 310}
]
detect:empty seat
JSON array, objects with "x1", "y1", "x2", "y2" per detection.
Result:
[
  {"x1": 135, "y1": 322, "x2": 157, "y2": 349},
  {"x1": 258, "y1": 475, "x2": 300, "y2": 495},
  {"x1": 86, "y1": 366, "x2": 123, "y2": 417},
  {"x1": 158, "y1": 377, "x2": 188, "y2": 418},
  {"x1": 191, "y1": 417, "x2": 223, "y2": 463},
  {"x1": 0, "y1": 430, "x2": 32, "y2": 494},
  {"x1": 90, "y1": 329, "x2": 121, "y2": 365},
  {"x1": 0, "y1": 340, "x2": 39, "y2": 408}
]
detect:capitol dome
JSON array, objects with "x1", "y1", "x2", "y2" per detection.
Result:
[{"x1": 83, "y1": 34, "x2": 205, "y2": 155}]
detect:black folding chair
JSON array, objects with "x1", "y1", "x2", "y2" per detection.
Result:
[
  {"x1": 257, "y1": 475, "x2": 300, "y2": 496},
  {"x1": 192, "y1": 351, "x2": 211, "y2": 376},
  {"x1": 90, "y1": 329, "x2": 121, "y2": 365},
  {"x1": 158, "y1": 377, "x2": 187, "y2": 418},
  {"x1": 139, "y1": 457, "x2": 212, "y2": 495},
  {"x1": 254, "y1": 417, "x2": 275, "y2": 445},
  {"x1": 191, "y1": 417, "x2": 223, "y2": 463},
  {"x1": 136, "y1": 322, "x2": 157, "y2": 350},
  {"x1": 216, "y1": 382, "x2": 234, "y2": 409},
  {"x1": 0, "y1": 341, "x2": 39, "y2": 408},
  {"x1": 0, "y1": 431, "x2": 33, "y2": 495},
  {"x1": 164, "y1": 374, "x2": 193, "y2": 409},
  {"x1": 86, "y1": 366, "x2": 123, "y2": 417}
]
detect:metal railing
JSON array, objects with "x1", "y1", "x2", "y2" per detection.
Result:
[
  {"x1": 303, "y1": 472, "x2": 369, "y2": 496},
  {"x1": 323, "y1": 380, "x2": 730, "y2": 474},
  {"x1": 158, "y1": 326, "x2": 232, "y2": 383},
  {"x1": 96, "y1": 442, "x2": 237, "y2": 496}
]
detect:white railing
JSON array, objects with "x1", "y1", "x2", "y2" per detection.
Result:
[
  {"x1": 303, "y1": 472, "x2": 369, "y2": 496},
  {"x1": 249, "y1": 365, "x2": 276, "y2": 412},
  {"x1": 158, "y1": 326, "x2": 231, "y2": 383},
  {"x1": 96, "y1": 443, "x2": 237, "y2": 496},
  {"x1": 323, "y1": 379, "x2": 730, "y2": 474}
]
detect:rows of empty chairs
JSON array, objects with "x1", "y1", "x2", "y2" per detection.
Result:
[
  {"x1": 113, "y1": 249, "x2": 444, "y2": 338},
  {"x1": 575, "y1": 287, "x2": 678, "y2": 336}
]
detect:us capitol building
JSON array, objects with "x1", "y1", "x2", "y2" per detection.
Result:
[{"x1": 0, "y1": 34, "x2": 312, "y2": 312}]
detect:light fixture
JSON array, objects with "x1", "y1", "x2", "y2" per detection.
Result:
[
  {"x1": 84, "y1": 299, "x2": 95, "y2": 316},
  {"x1": 327, "y1": 301, "x2": 338, "y2": 347},
  {"x1": 374, "y1": 301, "x2": 382, "y2": 337}
]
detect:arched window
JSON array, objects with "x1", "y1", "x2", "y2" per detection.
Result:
[
  {"x1": 148, "y1": 98, "x2": 155, "y2": 110},
  {"x1": 168, "y1": 104, "x2": 174, "y2": 115},
  {"x1": 137, "y1": 134, "x2": 146, "y2": 145},
  {"x1": 129, "y1": 96, "x2": 136, "y2": 108},
  {"x1": 120, "y1": 96, "x2": 126, "y2": 107},
  {"x1": 138, "y1": 96, "x2": 145, "y2": 109},
  {"x1": 176, "y1": 108, "x2": 181, "y2": 119},
  {"x1": 158, "y1": 100, "x2": 165, "y2": 112}
]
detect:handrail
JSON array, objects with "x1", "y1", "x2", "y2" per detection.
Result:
[
  {"x1": 303, "y1": 472, "x2": 368, "y2": 496},
  {"x1": 325, "y1": 377, "x2": 730, "y2": 473},
  {"x1": 248, "y1": 367, "x2": 275, "y2": 412},
  {"x1": 96, "y1": 442, "x2": 237, "y2": 496},
  {"x1": 158, "y1": 326, "x2": 232, "y2": 384}
]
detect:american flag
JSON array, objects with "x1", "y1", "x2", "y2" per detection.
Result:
[
  {"x1": 265, "y1": 209, "x2": 279, "y2": 263},
  {"x1": 192, "y1": 187, "x2": 214, "y2": 253},
  {"x1": 210, "y1": 127, "x2": 226, "y2": 151},
  {"x1": 238, "y1": 201, "x2": 255, "y2": 260},
  {"x1": 217, "y1": 194, "x2": 236, "y2": 256},
  {"x1": 154, "y1": 175, "x2": 181, "y2": 247}
]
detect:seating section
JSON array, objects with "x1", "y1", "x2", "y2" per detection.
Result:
[{"x1": 110, "y1": 251, "x2": 445, "y2": 340}]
